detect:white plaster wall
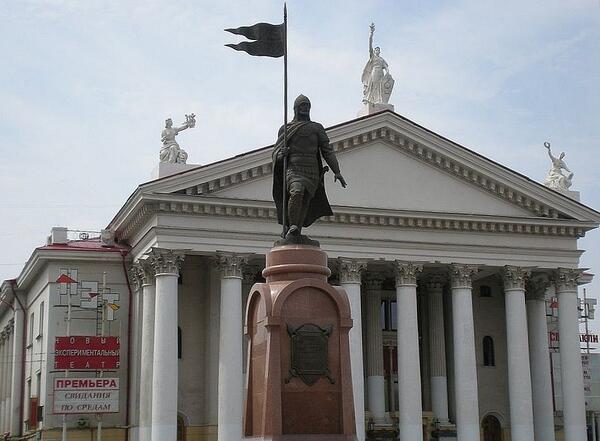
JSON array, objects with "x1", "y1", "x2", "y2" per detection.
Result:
[
  {"x1": 215, "y1": 142, "x2": 533, "y2": 217},
  {"x1": 42, "y1": 260, "x2": 130, "y2": 430},
  {"x1": 472, "y1": 279, "x2": 510, "y2": 428},
  {"x1": 178, "y1": 256, "x2": 212, "y2": 425}
]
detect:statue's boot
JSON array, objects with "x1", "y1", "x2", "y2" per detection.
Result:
[{"x1": 286, "y1": 190, "x2": 304, "y2": 238}]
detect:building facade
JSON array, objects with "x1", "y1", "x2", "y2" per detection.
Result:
[{"x1": 1, "y1": 110, "x2": 599, "y2": 441}]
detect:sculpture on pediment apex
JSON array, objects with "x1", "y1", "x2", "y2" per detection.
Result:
[
  {"x1": 160, "y1": 113, "x2": 196, "y2": 164},
  {"x1": 361, "y1": 23, "x2": 394, "y2": 105},
  {"x1": 543, "y1": 141, "x2": 574, "y2": 191}
]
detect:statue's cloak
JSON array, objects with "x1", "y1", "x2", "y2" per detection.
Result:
[{"x1": 272, "y1": 121, "x2": 334, "y2": 227}]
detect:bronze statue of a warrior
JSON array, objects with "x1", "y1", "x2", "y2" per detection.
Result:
[{"x1": 272, "y1": 95, "x2": 347, "y2": 243}]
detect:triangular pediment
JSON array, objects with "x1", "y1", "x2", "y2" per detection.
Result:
[
  {"x1": 213, "y1": 141, "x2": 531, "y2": 217},
  {"x1": 109, "y1": 111, "x2": 600, "y2": 241},
  {"x1": 138, "y1": 111, "x2": 599, "y2": 223}
]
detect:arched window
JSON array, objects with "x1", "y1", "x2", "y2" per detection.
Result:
[
  {"x1": 479, "y1": 285, "x2": 492, "y2": 298},
  {"x1": 483, "y1": 336, "x2": 495, "y2": 366},
  {"x1": 481, "y1": 414, "x2": 502, "y2": 441},
  {"x1": 178, "y1": 326, "x2": 182, "y2": 359}
]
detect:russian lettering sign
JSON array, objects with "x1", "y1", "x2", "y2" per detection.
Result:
[{"x1": 54, "y1": 336, "x2": 120, "y2": 370}]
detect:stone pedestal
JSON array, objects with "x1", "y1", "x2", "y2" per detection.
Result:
[
  {"x1": 243, "y1": 245, "x2": 357, "y2": 440},
  {"x1": 357, "y1": 102, "x2": 394, "y2": 117}
]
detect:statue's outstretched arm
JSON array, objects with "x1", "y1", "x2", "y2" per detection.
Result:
[{"x1": 369, "y1": 23, "x2": 374, "y2": 57}]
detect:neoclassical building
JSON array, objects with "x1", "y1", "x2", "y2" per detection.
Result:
[{"x1": 0, "y1": 109, "x2": 598, "y2": 441}]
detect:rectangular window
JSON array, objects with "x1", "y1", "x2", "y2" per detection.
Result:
[
  {"x1": 389, "y1": 300, "x2": 397, "y2": 331},
  {"x1": 28, "y1": 313, "x2": 34, "y2": 346},
  {"x1": 25, "y1": 378, "x2": 31, "y2": 425},
  {"x1": 38, "y1": 302, "x2": 44, "y2": 338}
]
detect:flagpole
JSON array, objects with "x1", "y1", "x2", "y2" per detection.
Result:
[{"x1": 282, "y1": 3, "x2": 288, "y2": 238}]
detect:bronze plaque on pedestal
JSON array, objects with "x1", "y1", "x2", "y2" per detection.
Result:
[{"x1": 286, "y1": 323, "x2": 334, "y2": 386}]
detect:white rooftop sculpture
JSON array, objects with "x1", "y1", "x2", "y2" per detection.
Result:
[
  {"x1": 543, "y1": 141, "x2": 574, "y2": 192},
  {"x1": 358, "y1": 23, "x2": 395, "y2": 116},
  {"x1": 160, "y1": 113, "x2": 196, "y2": 164}
]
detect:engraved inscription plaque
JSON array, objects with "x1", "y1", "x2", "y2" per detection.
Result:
[{"x1": 286, "y1": 323, "x2": 334, "y2": 386}]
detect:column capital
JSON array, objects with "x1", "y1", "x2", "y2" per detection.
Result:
[
  {"x1": 525, "y1": 277, "x2": 549, "y2": 301},
  {"x1": 337, "y1": 258, "x2": 368, "y2": 284},
  {"x1": 502, "y1": 266, "x2": 531, "y2": 291},
  {"x1": 449, "y1": 264, "x2": 479, "y2": 289},
  {"x1": 553, "y1": 268, "x2": 583, "y2": 293},
  {"x1": 425, "y1": 273, "x2": 446, "y2": 291},
  {"x1": 242, "y1": 265, "x2": 260, "y2": 285},
  {"x1": 216, "y1": 252, "x2": 248, "y2": 279},
  {"x1": 394, "y1": 261, "x2": 423, "y2": 287},
  {"x1": 145, "y1": 248, "x2": 185, "y2": 276},
  {"x1": 128, "y1": 264, "x2": 143, "y2": 291},
  {"x1": 7, "y1": 318, "x2": 14, "y2": 334},
  {"x1": 364, "y1": 273, "x2": 384, "y2": 291}
]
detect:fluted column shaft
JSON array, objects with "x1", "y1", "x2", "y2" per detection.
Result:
[
  {"x1": 395, "y1": 262, "x2": 423, "y2": 441},
  {"x1": 365, "y1": 275, "x2": 385, "y2": 423},
  {"x1": 217, "y1": 253, "x2": 247, "y2": 441},
  {"x1": 338, "y1": 258, "x2": 367, "y2": 441},
  {"x1": 503, "y1": 266, "x2": 535, "y2": 441},
  {"x1": 0, "y1": 334, "x2": 6, "y2": 432},
  {"x1": 6, "y1": 325, "x2": 14, "y2": 432},
  {"x1": 556, "y1": 268, "x2": 586, "y2": 441},
  {"x1": 427, "y1": 276, "x2": 449, "y2": 423},
  {"x1": 134, "y1": 262, "x2": 156, "y2": 441},
  {"x1": 449, "y1": 264, "x2": 479, "y2": 441},
  {"x1": 10, "y1": 308, "x2": 24, "y2": 436},
  {"x1": 147, "y1": 248, "x2": 184, "y2": 441},
  {"x1": 526, "y1": 279, "x2": 555, "y2": 441}
]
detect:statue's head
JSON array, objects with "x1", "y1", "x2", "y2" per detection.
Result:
[
  {"x1": 165, "y1": 118, "x2": 173, "y2": 128},
  {"x1": 293, "y1": 94, "x2": 311, "y2": 121},
  {"x1": 560, "y1": 152, "x2": 565, "y2": 159},
  {"x1": 375, "y1": 47, "x2": 381, "y2": 55}
]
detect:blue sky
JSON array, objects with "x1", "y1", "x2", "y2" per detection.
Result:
[{"x1": 1, "y1": 0, "x2": 599, "y2": 327}]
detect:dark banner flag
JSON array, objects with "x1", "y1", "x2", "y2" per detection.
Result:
[
  {"x1": 225, "y1": 22, "x2": 284, "y2": 57},
  {"x1": 225, "y1": 6, "x2": 291, "y2": 236}
]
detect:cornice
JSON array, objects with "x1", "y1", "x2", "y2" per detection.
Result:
[
  {"x1": 114, "y1": 193, "x2": 592, "y2": 244},
  {"x1": 163, "y1": 124, "x2": 598, "y2": 222},
  {"x1": 108, "y1": 114, "x2": 600, "y2": 244}
]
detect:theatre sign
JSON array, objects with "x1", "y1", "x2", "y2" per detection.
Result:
[
  {"x1": 54, "y1": 336, "x2": 120, "y2": 370},
  {"x1": 53, "y1": 378, "x2": 119, "y2": 414}
]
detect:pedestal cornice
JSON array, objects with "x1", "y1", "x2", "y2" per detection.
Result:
[
  {"x1": 338, "y1": 258, "x2": 368, "y2": 284},
  {"x1": 449, "y1": 264, "x2": 478, "y2": 289},
  {"x1": 145, "y1": 248, "x2": 185, "y2": 276},
  {"x1": 394, "y1": 261, "x2": 423, "y2": 287},
  {"x1": 502, "y1": 266, "x2": 531, "y2": 291}
]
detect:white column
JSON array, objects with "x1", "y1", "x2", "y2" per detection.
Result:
[
  {"x1": 216, "y1": 253, "x2": 246, "y2": 441},
  {"x1": 0, "y1": 332, "x2": 5, "y2": 432},
  {"x1": 449, "y1": 264, "x2": 480, "y2": 441},
  {"x1": 555, "y1": 268, "x2": 586, "y2": 441},
  {"x1": 365, "y1": 275, "x2": 386, "y2": 423},
  {"x1": 526, "y1": 278, "x2": 555, "y2": 441},
  {"x1": 10, "y1": 306, "x2": 24, "y2": 436},
  {"x1": 502, "y1": 266, "x2": 535, "y2": 441},
  {"x1": 394, "y1": 261, "x2": 424, "y2": 441},
  {"x1": 6, "y1": 323, "x2": 14, "y2": 432},
  {"x1": 426, "y1": 275, "x2": 449, "y2": 423},
  {"x1": 338, "y1": 257, "x2": 368, "y2": 441},
  {"x1": 134, "y1": 261, "x2": 156, "y2": 441},
  {"x1": 147, "y1": 248, "x2": 184, "y2": 441}
]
